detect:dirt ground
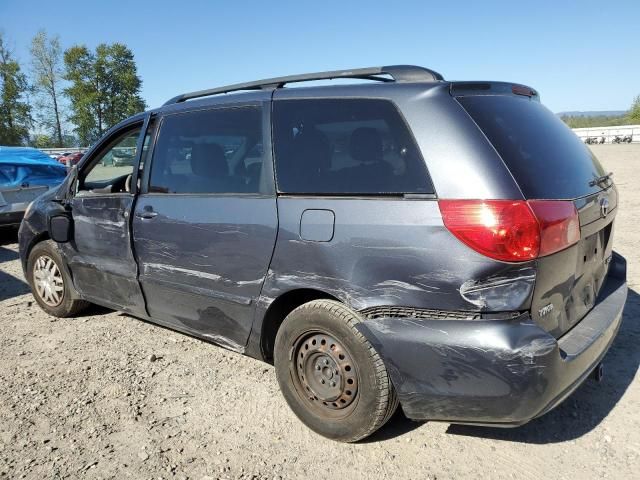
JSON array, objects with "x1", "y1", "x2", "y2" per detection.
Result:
[{"x1": 0, "y1": 144, "x2": 638, "y2": 480}]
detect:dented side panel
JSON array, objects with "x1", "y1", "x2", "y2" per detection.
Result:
[
  {"x1": 259, "y1": 197, "x2": 536, "y2": 316},
  {"x1": 356, "y1": 316, "x2": 558, "y2": 422},
  {"x1": 132, "y1": 195, "x2": 278, "y2": 349},
  {"x1": 62, "y1": 193, "x2": 147, "y2": 316}
]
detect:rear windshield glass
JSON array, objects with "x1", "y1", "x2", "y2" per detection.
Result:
[
  {"x1": 457, "y1": 95, "x2": 607, "y2": 199},
  {"x1": 273, "y1": 99, "x2": 433, "y2": 195}
]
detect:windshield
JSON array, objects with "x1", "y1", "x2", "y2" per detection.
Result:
[{"x1": 457, "y1": 95, "x2": 608, "y2": 199}]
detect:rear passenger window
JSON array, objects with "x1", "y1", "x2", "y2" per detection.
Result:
[
  {"x1": 148, "y1": 107, "x2": 264, "y2": 194},
  {"x1": 273, "y1": 99, "x2": 433, "y2": 195}
]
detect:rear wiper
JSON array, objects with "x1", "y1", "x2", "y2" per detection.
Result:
[{"x1": 589, "y1": 172, "x2": 613, "y2": 187}]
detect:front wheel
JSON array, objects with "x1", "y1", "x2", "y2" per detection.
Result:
[
  {"x1": 27, "y1": 240, "x2": 89, "y2": 317},
  {"x1": 274, "y1": 300, "x2": 398, "y2": 442}
]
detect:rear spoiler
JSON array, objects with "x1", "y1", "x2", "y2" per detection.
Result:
[{"x1": 450, "y1": 81, "x2": 540, "y2": 102}]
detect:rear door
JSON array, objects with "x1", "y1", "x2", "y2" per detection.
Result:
[
  {"x1": 132, "y1": 98, "x2": 277, "y2": 349},
  {"x1": 456, "y1": 91, "x2": 617, "y2": 337}
]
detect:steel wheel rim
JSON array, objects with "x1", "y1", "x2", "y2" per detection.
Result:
[
  {"x1": 33, "y1": 255, "x2": 64, "y2": 307},
  {"x1": 292, "y1": 331, "x2": 359, "y2": 417}
]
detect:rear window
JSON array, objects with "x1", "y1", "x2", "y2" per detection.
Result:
[
  {"x1": 457, "y1": 95, "x2": 607, "y2": 199},
  {"x1": 273, "y1": 99, "x2": 433, "y2": 195}
]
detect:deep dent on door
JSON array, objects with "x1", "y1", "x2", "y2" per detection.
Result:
[
  {"x1": 61, "y1": 195, "x2": 147, "y2": 315},
  {"x1": 259, "y1": 197, "x2": 536, "y2": 314}
]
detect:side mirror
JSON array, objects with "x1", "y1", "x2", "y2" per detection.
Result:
[{"x1": 49, "y1": 215, "x2": 72, "y2": 243}]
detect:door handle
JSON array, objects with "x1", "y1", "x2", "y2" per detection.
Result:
[{"x1": 135, "y1": 210, "x2": 158, "y2": 219}]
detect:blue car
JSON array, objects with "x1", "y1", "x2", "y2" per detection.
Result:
[{"x1": 0, "y1": 147, "x2": 67, "y2": 227}]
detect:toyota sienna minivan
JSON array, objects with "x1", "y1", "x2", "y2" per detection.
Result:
[{"x1": 19, "y1": 65, "x2": 627, "y2": 442}]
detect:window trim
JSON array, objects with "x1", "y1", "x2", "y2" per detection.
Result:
[
  {"x1": 275, "y1": 192, "x2": 438, "y2": 200},
  {"x1": 271, "y1": 97, "x2": 435, "y2": 196},
  {"x1": 130, "y1": 114, "x2": 154, "y2": 196},
  {"x1": 138, "y1": 116, "x2": 161, "y2": 195}
]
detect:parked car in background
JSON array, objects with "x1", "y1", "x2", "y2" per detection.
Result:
[
  {"x1": 59, "y1": 152, "x2": 84, "y2": 167},
  {"x1": 0, "y1": 147, "x2": 67, "y2": 227},
  {"x1": 112, "y1": 147, "x2": 136, "y2": 167},
  {"x1": 55, "y1": 152, "x2": 73, "y2": 164}
]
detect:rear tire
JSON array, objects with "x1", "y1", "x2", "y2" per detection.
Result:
[
  {"x1": 274, "y1": 299, "x2": 398, "y2": 442},
  {"x1": 27, "y1": 240, "x2": 89, "y2": 317}
]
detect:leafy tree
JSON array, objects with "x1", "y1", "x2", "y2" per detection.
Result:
[
  {"x1": 31, "y1": 133, "x2": 53, "y2": 149},
  {"x1": 30, "y1": 30, "x2": 66, "y2": 147},
  {"x1": 61, "y1": 133, "x2": 79, "y2": 147},
  {"x1": 64, "y1": 43, "x2": 146, "y2": 145},
  {"x1": 0, "y1": 33, "x2": 32, "y2": 145},
  {"x1": 630, "y1": 95, "x2": 640, "y2": 124}
]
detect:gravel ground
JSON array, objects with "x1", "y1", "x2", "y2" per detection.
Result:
[{"x1": 0, "y1": 144, "x2": 638, "y2": 480}]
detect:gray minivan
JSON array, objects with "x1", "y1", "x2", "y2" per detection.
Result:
[{"x1": 19, "y1": 66, "x2": 627, "y2": 442}]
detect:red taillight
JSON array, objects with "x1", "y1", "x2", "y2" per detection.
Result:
[
  {"x1": 528, "y1": 200, "x2": 580, "y2": 256},
  {"x1": 438, "y1": 200, "x2": 579, "y2": 262}
]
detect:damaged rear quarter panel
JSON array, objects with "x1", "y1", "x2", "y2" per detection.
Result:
[
  {"x1": 260, "y1": 197, "x2": 537, "y2": 315},
  {"x1": 354, "y1": 315, "x2": 561, "y2": 422}
]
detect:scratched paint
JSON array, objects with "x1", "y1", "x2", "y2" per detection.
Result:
[{"x1": 355, "y1": 271, "x2": 624, "y2": 424}]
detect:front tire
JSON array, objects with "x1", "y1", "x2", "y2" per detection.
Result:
[
  {"x1": 27, "y1": 240, "x2": 89, "y2": 317},
  {"x1": 274, "y1": 300, "x2": 398, "y2": 442}
]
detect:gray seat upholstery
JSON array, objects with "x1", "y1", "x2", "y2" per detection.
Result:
[
  {"x1": 337, "y1": 127, "x2": 394, "y2": 192},
  {"x1": 186, "y1": 143, "x2": 228, "y2": 193}
]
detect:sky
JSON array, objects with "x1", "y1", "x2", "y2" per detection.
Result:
[{"x1": 1, "y1": 0, "x2": 639, "y2": 113}]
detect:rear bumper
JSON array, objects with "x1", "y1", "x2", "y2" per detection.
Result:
[{"x1": 355, "y1": 252, "x2": 627, "y2": 425}]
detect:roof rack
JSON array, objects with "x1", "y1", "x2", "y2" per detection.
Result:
[{"x1": 163, "y1": 65, "x2": 444, "y2": 105}]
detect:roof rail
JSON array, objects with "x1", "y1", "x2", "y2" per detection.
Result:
[{"x1": 163, "y1": 65, "x2": 444, "y2": 106}]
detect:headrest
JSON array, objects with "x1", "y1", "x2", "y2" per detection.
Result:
[{"x1": 190, "y1": 143, "x2": 227, "y2": 178}]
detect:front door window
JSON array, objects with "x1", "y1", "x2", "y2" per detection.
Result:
[{"x1": 81, "y1": 127, "x2": 142, "y2": 193}]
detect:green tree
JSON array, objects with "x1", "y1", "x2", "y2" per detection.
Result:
[
  {"x1": 31, "y1": 133, "x2": 53, "y2": 149},
  {"x1": 630, "y1": 95, "x2": 640, "y2": 123},
  {"x1": 0, "y1": 33, "x2": 32, "y2": 145},
  {"x1": 64, "y1": 43, "x2": 146, "y2": 145},
  {"x1": 30, "y1": 30, "x2": 66, "y2": 147}
]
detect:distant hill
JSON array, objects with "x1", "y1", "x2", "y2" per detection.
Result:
[
  {"x1": 557, "y1": 110, "x2": 633, "y2": 128},
  {"x1": 556, "y1": 110, "x2": 627, "y2": 117}
]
